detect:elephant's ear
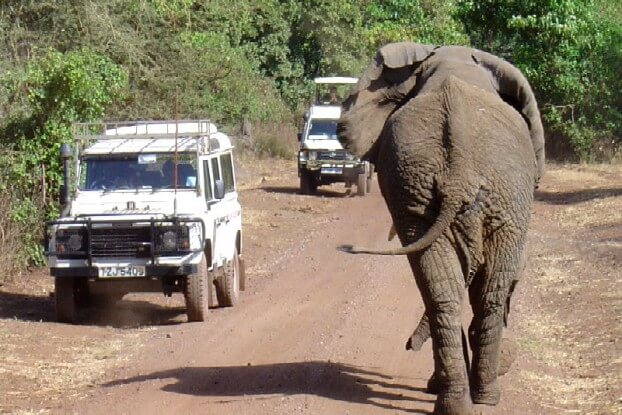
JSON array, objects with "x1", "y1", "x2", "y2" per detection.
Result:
[
  {"x1": 354, "y1": 42, "x2": 436, "y2": 95},
  {"x1": 472, "y1": 50, "x2": 545, "y2": 182},
  {"x1": 339, "y1": 43, "x2": 435, "y2": 161},
  {"x1": 380, "y1": 42, "x2": 436, "y2": 69}
]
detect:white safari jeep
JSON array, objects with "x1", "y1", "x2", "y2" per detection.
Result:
[
  {"x1": 297, "y1": 77, "x2": 373, "y2": 195},
  {"x1": 46, "y1": 121, "x2": 244, "y2": 323}
]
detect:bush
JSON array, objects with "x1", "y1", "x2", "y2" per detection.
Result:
[
  {"x1": 457, "y1": 0, "x2": 621, "y2": 161},
  {"x1": 235, "y1": 122, "x2": 298, "y2": 159},
  {"x1": 0, "y1": 48, "x2": 127, "y2": 265}
]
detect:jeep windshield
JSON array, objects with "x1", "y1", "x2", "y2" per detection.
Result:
[
  {"x1": 79, "y1": 153, "x2": 197, "y2": 191},
  {"x1": 307, "y1": 119, "x2": 338, "y2": 140}
]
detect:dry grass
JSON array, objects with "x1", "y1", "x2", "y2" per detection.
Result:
[
  {"x1": 0, "y1": 324, "x2": 147, "y2": 401},
  {"x1": 0, "y1": 196, "x2": 25, "y2": 282},
  {"x1": 555, "y1": 196, "x2": 622, "y2": 229},
  {"x1": 520, "y1": 371, "x2": 620, "y2": 414},
  {"x1": 234, "y1": 121, "x2": 299, "y2": 160},
  {"x1": 515, "y1": 164, "x2": 622, "y2": 414}
]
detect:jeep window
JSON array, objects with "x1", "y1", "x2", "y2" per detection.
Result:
[
  {"x1": 308, "y1": 120, "x2": 338, "y2": 140},
  {"x1": 202, "y1": 159, "x2": 213, "y2": 200},
  {"x1": 79, "y1": 154, "x2": 197, "y2": 190},
  {"x1": 211, "y1": 158, "x2": 220, "y2": 182},
  {"x1": 220, "y1": 153, "x2": 235, "y2": 193}
]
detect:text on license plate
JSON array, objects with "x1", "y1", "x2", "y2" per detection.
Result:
[
  {"x1": 321, "y1": 167, "x2": 342, "y2": 174},
  {"x1": 98, "y1": 266, "x2": 146, "y2": 278}
]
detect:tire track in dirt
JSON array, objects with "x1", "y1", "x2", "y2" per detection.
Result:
[{"x1": 60, "y1": 185, "x2": 439, "y2": 414}]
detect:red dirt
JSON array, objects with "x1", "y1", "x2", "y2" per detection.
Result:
[{"x1": 0, "y1": 160, "x2": 620, "y2": 414}]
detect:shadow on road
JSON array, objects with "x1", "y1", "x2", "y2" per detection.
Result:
[
  {"x1": 535, "y1": 187, "x2": 622, "y2": 205},
  {"x1": 262, "y1": 185, "x2": 354, "y2": 198},
  {"x1": 0, "y1": 290, "x2": 186, "y2": 328},
  {"x1": 104, "y1": 361, "x2": 434, "y2": 413},
  {"x1": 0, "y1": 290, "x2": 55, "y2": 322}
]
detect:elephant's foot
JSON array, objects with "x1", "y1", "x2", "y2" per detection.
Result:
[
  {"x1": 470, "y1": 379, "x2": 501, "y2": 405},
  {"x1": 426, "y1": 372, "x2": 441, "y2": 394},
  {"x1": 434, "y1": 388, "x2": 474, "y2": 415}
]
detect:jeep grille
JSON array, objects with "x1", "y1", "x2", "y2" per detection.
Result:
[
  {"x1": 317, "y1": 150, "x2": 346, "y2": 161},
  {"x1": 90, "y1": 227, "x2": 151, "y2": 258}
]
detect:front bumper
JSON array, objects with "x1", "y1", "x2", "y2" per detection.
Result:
[
  {"x1": 299, "y1": 160, "x2": 365, "y2": 178},
  {"x1": 50, "y1": 264, "x2": 198, "y2": 278}
]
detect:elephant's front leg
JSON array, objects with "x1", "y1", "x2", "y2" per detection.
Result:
[{"x1": 410, "y1": 239, "x2": 473, "y2": 415}]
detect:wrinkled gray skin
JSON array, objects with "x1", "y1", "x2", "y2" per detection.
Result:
[{"x1": 338, "y1": 43, "x2": 543, "y2": 415}]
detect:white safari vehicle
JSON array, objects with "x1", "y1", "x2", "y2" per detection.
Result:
[
  {"x1": 46, "y1": 121, "x2": 244, "y2": 323},
  {"x1": 297, "y1": 77, "x2": 373, "y2": 195}
]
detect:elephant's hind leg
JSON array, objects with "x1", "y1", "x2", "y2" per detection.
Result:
[
  {"x1": 468, "y1": 233, "x2": 526, "y2": 405},
  {"x1": 409, "y1": 238, "x2": 473, "y2": 415}
]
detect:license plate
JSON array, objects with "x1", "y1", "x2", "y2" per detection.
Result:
[
  {"x1": 321, "y1": 167, "x2": 342, "y2": 174},
  {"x1": 98, "y1": 265, "x2": 146, "y2": 278}
]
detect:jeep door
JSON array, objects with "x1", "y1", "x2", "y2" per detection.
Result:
[{"x1": 203, "y1": 154, "x2": 240, "y2": 268}]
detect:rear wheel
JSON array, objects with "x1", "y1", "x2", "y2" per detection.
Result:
[
  {"x1": 215, "y1": 248, "x2": 240, "y2": 307},
  {"x1": 55, "y1": 277, "x2": 77, "y2": 324},
  {"x1": 357, "y1": 172, "x2": 366, "y2": 196},
  {"x1": 184, "y1": 254, "x2": 209, "y2": 322},
  {"x1": 300, "y1": 171, "x2": 317, "y2": 195}
]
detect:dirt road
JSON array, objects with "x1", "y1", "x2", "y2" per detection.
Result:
[{"x1": 1, "y1": 160, "x2": 620, "y2": 414}]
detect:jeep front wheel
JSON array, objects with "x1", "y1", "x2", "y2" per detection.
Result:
[
  {"x1": 184, "y1": 254, "x2": 209, "y2": 322},
  {"x1": 55, "y1": 277, "x2": 77, "y2": 323},
  {"x1": 366, "y1": 164, "x2": 374, "y2": 193},
  {"x1": 215, "y1": 248, "x2": 240, "y2": 307},
  {"x1": 300, "y1": 171, "x2": 317, "y2": 195},
  {"x1": 357, "y1": 172, "x2": 367, "y2": 196}
]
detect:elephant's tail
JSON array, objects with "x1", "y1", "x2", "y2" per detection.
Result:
[
  {"x1": 338, "y1": 76, "x2": 476, "y2": 257},
  {"x1": 337, "y1": 193, "x2": 462, "y2": 255}
]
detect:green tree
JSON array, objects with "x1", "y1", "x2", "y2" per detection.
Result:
[
  {"x1": 362, "y1": 0, "x2": 469, "y2": 49},
  {"x1": 457, "y1": 0, "x2": 621, "y2": 160},
  {"x1": 0, "y1": 48, "x2": 127, "y2": 264}
]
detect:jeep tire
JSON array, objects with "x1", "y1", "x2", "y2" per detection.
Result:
[
  {"x1": 55, "y1": 277, "x2": 77, "y2": 324},
  {"x1": 357, "y1": 172, "x2": 366, "y2": 196},
  {"x1": 366, "y1": 164, "x2": 374, "y2": 193},
  {"x1": 215, "y1": 247, "x2": 240, "y2": 307},
  {"x1": 300, "y1": 170, "x2": 317, "y2": 195},
  {"x1": 184, "y1": 254, "x2": 209, "y2": 322}
]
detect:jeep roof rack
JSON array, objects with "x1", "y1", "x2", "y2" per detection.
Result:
[
  {"x1": 313, "y1": 77, "x2": 358, "y2": 84},
  {"x1": 73, "y1": 120, "x2": 217, "y2": 141},
  {"x1": 71, "y1": 120, "x2": 233, "y2": 156}
]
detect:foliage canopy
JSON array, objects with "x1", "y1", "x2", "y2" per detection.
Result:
[{"x1": 0, "y1": 0, "x2": 619, "y2": 266}]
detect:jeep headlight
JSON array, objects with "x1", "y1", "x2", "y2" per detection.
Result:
[
  {"x1": 161, "y1": 230, "x2": 177, "y2": 251},
  {"x1": 155, "y1": 226, "x2": 190, "y2": 253},
  {"x1": 55, "y1": 228, "x2": 86, "y2": 254},
  {"x1": 345, "y1": 153, "x2": 357, "y2": 161},
  {"x1": 299, "y1": 150, "x2": 308, "y2": 161}
]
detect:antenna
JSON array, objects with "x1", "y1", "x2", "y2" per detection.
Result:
[{"x1": 173, "y1": 88, "x2": 179, "y2": 216}]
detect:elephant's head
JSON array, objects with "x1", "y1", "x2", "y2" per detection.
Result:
[
  {"x1": 337, "y1": 42, "x2": 436, "y2": 161},
  {"x1": 338, "y1": 43, "x2": 545, "y2": 182}
]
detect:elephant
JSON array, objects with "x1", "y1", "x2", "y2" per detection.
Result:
[{"x1": 337, "y1": 43, "x2": 543, "y2": 414}]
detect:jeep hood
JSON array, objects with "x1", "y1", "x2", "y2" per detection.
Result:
[
  {"x1": 301, "y1": 139, "x2": 344, "y2": 151},
  {"x1": 69, "y1": 190, "x2": 201, "y2": 216}
]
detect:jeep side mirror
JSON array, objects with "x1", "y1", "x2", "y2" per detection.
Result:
[
  {"x1": 60, "y1": 143, "x2": 72, "y2": 207},
  {"x1": 59, "y1": 184, "x2": 68, "y2": 206},
  {"x1": 297, "y1": 132, "x2": 302, "y2": 142},
  {"x1": 214, "y1": 179, "x2": 225, "y2": 200}
]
